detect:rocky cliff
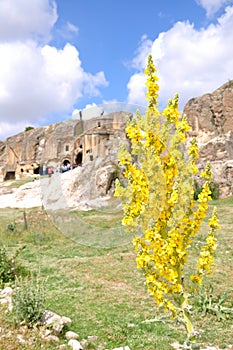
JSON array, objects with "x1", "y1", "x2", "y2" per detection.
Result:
[
  {"x1": 183, "y1": 80, "x2": 233, "y2": 198},
  {"x1": 0, "y1": 111, "x2": 128, "y2": 182},
  {"x1": 0, "y1": 81, "x2": 233, "y2": 207}
]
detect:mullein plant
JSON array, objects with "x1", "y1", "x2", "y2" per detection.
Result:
[{"x1": 115, "y1": 55, "x2": 220, "y2": 347}]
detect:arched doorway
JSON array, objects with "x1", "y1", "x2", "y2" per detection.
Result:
[
  {"x1": 63, "y1": 159, "x2": 70, "y2": 166},
  {"x1": 61, "y1": 159, "x2": 71, "y2": 172}
]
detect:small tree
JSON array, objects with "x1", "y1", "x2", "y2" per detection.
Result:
[
  {"x1": 24, "y1": 126, "x2": 34, "y2": 132},
  {"x1": 115, "y1": 55, "x2": 220, "y2": 346}
]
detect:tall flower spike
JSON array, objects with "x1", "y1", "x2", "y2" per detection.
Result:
[
  {"x1": 115, "y1": 54, "x2": 220, "y2": 344},
  {"x1": 145, "y1": 54, "x2": 159, "y2": 109}
]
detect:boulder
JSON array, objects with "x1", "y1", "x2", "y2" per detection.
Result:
[
  {"x1": 39, "y1": 310, "x2": 72, "y2": 334},
  {"x1": 68, "y1": 339, "x2": 83, "y2": 350}
]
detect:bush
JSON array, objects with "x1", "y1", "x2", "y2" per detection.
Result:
[
  {"x1": 6, "y1": 221, "x2": 18, "y2": 233},
  {"x1": 0, "y1": 246, "x2": 27, "y2": 286},
  {"x1": 193, "y1": 180, "x2": 202, "y2": 200},
  {"x1": 13, "y1": 275, "x2": 46, "y2": 326},
  {"x1": 24, "y1": 126, "x2": 34, "y2": 132},
  {"x1": 209, "y1": 181, "x2": 220, "y2": 200}
]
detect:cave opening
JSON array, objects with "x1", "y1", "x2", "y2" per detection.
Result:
[
  {"x1": 33, "y1": 166, "x2": 40, "y2": 174},
  {"x1": 75, "y1": 152, "x2": 83, "y2": 166},
  {"x1": 4, "y1": 171, "x2": 16, "y2": 181}
]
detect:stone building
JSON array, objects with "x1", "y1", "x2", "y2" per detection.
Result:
[{"x1": 0, "y1": 111, "x2": 129, "y2": 181}]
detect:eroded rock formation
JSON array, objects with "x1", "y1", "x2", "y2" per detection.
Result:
[
  {"x1": 0, "y1": 80, "x2": 233, "y2": 202},
  {"x1": 0, "y1": 112, "x2": 128, "y2": 182},
  {"x1": 184, "y1": 80, "x2": 233, "y2": 198}
]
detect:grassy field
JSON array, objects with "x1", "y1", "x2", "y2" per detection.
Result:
[{"x1": 0, "y1": 196, "x2": 233, "y2": 349}]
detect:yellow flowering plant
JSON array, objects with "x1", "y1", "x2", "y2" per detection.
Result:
[{"x1": 115, "y1": 54, "x2": 220, "y2": 346}]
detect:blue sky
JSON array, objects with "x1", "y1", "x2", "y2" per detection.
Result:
[{"x1": 0, "y1": 0, "x2": 233, "y2": 140}]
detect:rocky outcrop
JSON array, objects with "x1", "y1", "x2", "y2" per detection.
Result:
[
  {"x1": 0, "y1": 119, "x2": 80, "y2": 181},
  {"x1": 40, "y1": 154, "x2": 121, "y2": 211},
  {"x1": 184, "y1": 80, "x2": 233, "y2": 198},
  {"x1": 0, "y1": 111, "x2": 128, "y2": 182},
  {"x1": 1, "y1": 82, "x2": 233, "y2": 199},
  {"x1": 0, "y1": 154, "x2": 123, "y2": 210}
]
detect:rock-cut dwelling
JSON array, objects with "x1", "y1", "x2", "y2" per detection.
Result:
[{"x1": 0, "y1": 111, "x2": 129, "y2": 181}]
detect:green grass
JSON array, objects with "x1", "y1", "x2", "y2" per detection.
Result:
[
  {"x1": 3, "y1": 176, "x2": 36, "y2": 188},
  {"x1": 0, "y1": 198, "x2": 233, "y2": 349}
]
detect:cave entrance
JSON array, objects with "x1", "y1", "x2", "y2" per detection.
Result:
[
  {"x1": 33, "y1": 166, "x2": 40, "y2": 174},
  {"x1": 62, "y1": 159, "x2": 71, "y2": 172},
  {"x1": 75, "y1": 152, "x2": 83, "y2": 166},
  {"x1": 63, "y1": 159, "x2": 70, "y2": 166},
  {"x1": 4, "y1": 171, "x2": 16, "y2": 181}
]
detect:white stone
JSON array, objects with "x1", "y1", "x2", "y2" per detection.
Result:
[
  {"x1": 68, "y1": 339, "x2": 83, "y2": 350},
  {"x1": 43, "y1": 334, "x2": 60, "y2": 343},
  {"x1": 65, "y1": 331, "x2": 79, "y2": 340},
  {"x1": 17, "y1": 334, "x2": 26, "y2": 344},
  {"x1": 0, "y1": 287, "x2": 13, "y2": 297},
  {"x1": 61, "y1": 316, "x2": 72, "y2": 327},
  {"x1": 80, "y1": 339, "x2": 88, "y2": 349},
  {"x1": 87, "y1": 335, "x2": 98, "y2": 342},
  {"x1": 39, "y1": 310, "x2": 71, "y2": 334}
]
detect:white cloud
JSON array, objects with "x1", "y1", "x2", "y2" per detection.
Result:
[
  {"x1": 127, "y1": 73, "x2": 147, "y2": 106},
  {"x1": 72, "y1": 104, "x2": 104, "y2": 120},
  {"x1": 66, "y1": 22, "x2": 79, "y2": 35},
  {"x1": 196, "y1": 0, "x2": 233, "y2": 17},
  {"x1": 127, "y1": 6, "x2": 233, "y2": 110},
  {"x1": 0, "y1": 0, "x2": 57, "y2": 42},
  {"x1": 0, "y1": 42, "x2": 108, "y2": 123},
  {"x1": 0, "y1": 121, "x2": 32, "y2": 140},
  {"x1": 0, "y1": 0, "x2": 108, "y2": 140},
  {"x1": 131, "y1": 35, "x2": 153, "y2": 70},
  {"x1": 56, "y1": 21, "x2": 79, "y2": 40}
]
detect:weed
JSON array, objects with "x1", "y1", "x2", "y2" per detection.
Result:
[
  {"x1": 0, "y1": 246, "x2": 27, "y2": 286},
  {"x1": 13, "y1": 275, "x2": 46, "y2": 326},
  {"x1": 195, "y1": 284, "x2": 233, "y2": 321},
  {"x1": 6, "y1": 221, "x2": 18, "y2": 233}
]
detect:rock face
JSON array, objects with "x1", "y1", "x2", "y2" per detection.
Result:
[
  {"x1": 0, "y1": 154, "x2": 123, "y2": 210},
  {"x1": 40, "y1": 154, "x2": 121, "y2": 211},
  {"x1": 0, "y1": 111, "x2": 128, "y2": 182},
  {"x1": 183, "y1": 80, "x2": 233, "y2": 198},
  {"x1": 0, "y1": 83, "x2": 233, "y2": 200}
]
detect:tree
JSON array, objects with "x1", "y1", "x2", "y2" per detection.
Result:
[
  {"x1": 24, "y1": 126, "x2": 34, "y2": 132},
  {"x1": 115, "y1": 55, "x2": 220, "y2": 346}
]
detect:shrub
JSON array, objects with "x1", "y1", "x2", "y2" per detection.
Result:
[
  {"x1": 6, "y1": 221, "x2": 18, "y2": 233},
  {"x1": 0, "y1": 246, "x2": 27, "y2": 286},
  {"x1": 13, "y1": 275, "x2": 46, "y2": 326},
  {"x1": 193, "y1": 180, "x2": 202, "y2": 200},
  {"x1": 24, "y1": 126, "x2": 34, "y2": 132},
  {"x1": 209, "y1": 181, "x2": 220, "y2": 200}
]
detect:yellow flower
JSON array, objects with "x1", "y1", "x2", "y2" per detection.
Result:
[
  {"x1": 208, "y1": 207, "x2": 221, "y2": 229},
  {"x1": 115, "y1": 54, "x2": 220, "y2": 325},
  {"x1": 190, "y1": 275, "x2": 202, "y2": 285},
  {"x1": 200, "y1": 162, "x2": 212, "y2": 180}
]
